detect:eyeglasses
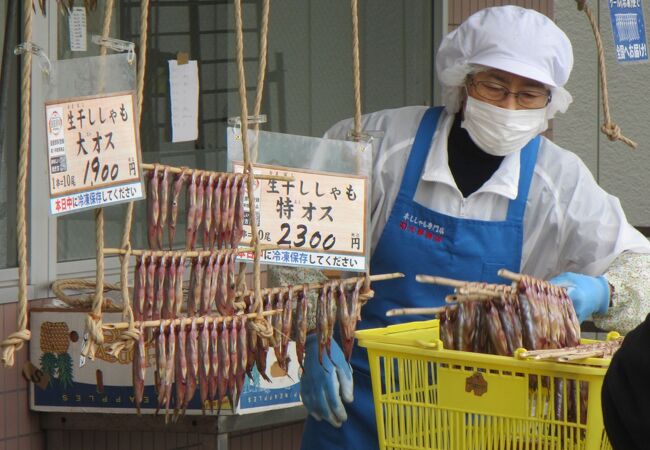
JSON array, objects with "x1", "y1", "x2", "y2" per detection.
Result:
[{"x1": 467, "y1": 78, "x2": 552, "y2": 109}]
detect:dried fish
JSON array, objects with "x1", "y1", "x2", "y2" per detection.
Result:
[
  {"x1": 234, "y1": 316, "x2": 248, "y2": 407},
  {"x1": 219, "y1": 175, "x2": 233, "y2": 249},
  {"x1": 174, "y1": 255, "x2": 186, "y2": 317},
  {"x1": 199, "y1": 320, "x2": 211, "y2": 413},
  {"x1": 204, "y1": 174, "x2": 216, "y2": 249},
  {"x1": 133, "y1": 256, "x2": 146, "y2": 321},
  {"x1": 217, "y1": 321, "x2": 231, "y2": 413},
  {"x1": 169, "y1": 169, "x2": 187, "y2": 249},
  {"x1": 210, "y1": 175, "x2": 224, "y2": 249},
  {"x1": 316, "y1": 283, "x2": 330, "y2": 366},
  {"x1": 200, "y1": 254, "x2": 215, "y2": 316},
  {"x1": 209, "y1": 322, "x2": 219, "y2": 413},
  {"x1": 208, "y1": 253, "x2": 220, "y2": 315},
  {"x1": 147, "y1": 167, "x2": 160, "y2": 249},
  {"x1": 155, "y1": 322, "x2": 167, "y2": 410},
  {"x1": 325, "y1": 283, "x2": 337, "y2": 360},
  {"x1": 295, "y1": 285, "x2": 309, "y2": 370},
  {"x1": 158, "y1": 167, "x2": 170, "y2": 249},
  {"x1": 194, "y1": 172, "x2": 206, "y2": 250},
  {"x1": 163, "y1": 255, "x2": 177, "y2": 320},
  {"x1": 226, "y1": 174, "x2": 239, "y2": 247},
  {"x1": 228, "y1": 317, "x2": 239, "y2": 407},
  {"x1": 184, "y1": 318, "x2": 199, "y2": 412},
  {"x1": 164, "y1": 322, "x2": 176, "y2": 422},
  {"x1": 231, "y1": 174, "x2": 246, "y2": 248},
  {"x1": 255, "y1": 294, "x2": 272, "y2": 383},
  {"x1": 186, "y1": 172, "x2": 198, "y2": 250},
  {"x1": 174, "y1": 322, "x2": 188, "y2": 418},
  {"x1": 145, "y1": 254, "x2": 156, "y2": 321},
  {"x1": 485, "y1": 300, "x2": 509, "y2": 356},
  {"x1": 335, "y1": 282, "x2": 352, "y2": 362},
  {"x1": 280, "y1": 287, "x2": 293, "y2": 369},
  {"x1": 154, "y1": 255, "x2": 167, "y2": 321},
  {"x1": 132, "y1": 325, "x2": 146, "y2": 414}
]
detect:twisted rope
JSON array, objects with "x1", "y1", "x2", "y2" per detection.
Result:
[
  {"x1": 117, "y1": 0, "x2": 150, "y2": 338},
  {"x1": 236, "y1": 0, "x2": 271, "y2": 295},
  {"x1": 1, "y1": 0, "x2": 33, "y2": 368},
  {"x1": 234, "y1": 0, "x2": 264, "y2": 318},
  {"x1": 577, "y1": 0, "x2": 637, "y2": 148},
  {"x1": 83, "y1": 0, "x2": 116, "y2": 359},
  {"x1": 51, "y1": 278, "x2": 121, "y2": 310}
]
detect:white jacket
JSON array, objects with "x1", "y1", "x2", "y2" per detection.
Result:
[{"x1": 325, "y1": 106, "x2": 650, "y2": 334}]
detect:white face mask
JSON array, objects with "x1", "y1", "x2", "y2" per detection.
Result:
[{"x1": 461, "y1": 96, "x2": 548, "y2": 157}]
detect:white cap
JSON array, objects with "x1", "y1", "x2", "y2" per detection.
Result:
[{"x1": 436, "y1": 6, "x2": 573, "y2": 115}]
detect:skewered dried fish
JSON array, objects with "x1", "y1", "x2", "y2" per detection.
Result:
[
  {"x1": 228, "y1": 318, "x2": 239, "y2": 407},
  {"x1": 163, "y1": 255, "x2": 177, "y2": 320},
  {"x1": 485, "y1": 300, "x2": 509, "y2": 356},
  {"x1": 325, "y1": 283, "x2": 337, "y2": 360},
  {"x1": 184, "y1": 318, "x2": 199, "y2": 413},
  {"x1": 316, "y1": 283, "x2": 330, "y2": 366},
  {"x1": 209, "y1": 322, "x2": 219, "y2": 413},
  {"x1": 174, "y1": 255, "x2": 186, "y2": 317},
  {"x1": 194, "y1": 172, "x2": 206, "y2": 250},
  {"x1": 155, "y1": 322, "x2": 167, "y2": 411},
  {"x1": 133, "y1": 325, "x2": 146, "y2": 414},
  {"x1": 280, "y1": 287, "x2": 293, "y2": 369},
  {"x1": 210, "y1": 175, "x2": 224, "y2": 249},
  {"x1": 219, "y1": 175, "x2": 233, "y2": 249},
  {"x1": 231, "y1": 174, "x2": 246, "y2": 247},
  {"x1": 133, "y1": 256, "x2": 146, "y2": 321},
  {"x1": 199, "y1": 321, "x2": 211, "y2": 413},
  {"x1": 200, "y1": 254, "x2": 215, "y2": 316},
  {"x1": 234, "y1": 316, "x2": 248, "y2": 407},
  {"x1": 217, "y1": 321, "x2": 231, "y2": 413},
  {"x1": 164, "y1": 322, "x2": 176, "y2": 422},
  {"x1": 147, "y1": 167, "x2": 160, "y2": 249},
  {"x1": 204, "y1": 173, "x2": 216, "y2": 249},
  {"x1": 208, "y1": 253, "x2": 220, "y2": 315},
  {"x1": 145, "y1": 254, "x2": 156, "y2": 321},
  {"x1": 226, "y1": 174, "x2": 239, "y2": 247},
  {"x1": 154, "y1": 255, "x2": 167, "y2": 321},
  {"x1": 158, "y1": 167, "x2": 170, "y2": 249},
  {"x1": 186, "y1": 172, "x2": 198, "y2": 250},
  {"x1": 295, "y1": 285, "x2": 309, "y2": 370},
  {"x1": 169, "y1": 169, "x2": 187, "y2": 249},
  {"x1": 174, "y1": 322, "x2": 188, "y2": 419},
  {"x1": 255, "y1": 294, "x2": 272, "y2": 383}
]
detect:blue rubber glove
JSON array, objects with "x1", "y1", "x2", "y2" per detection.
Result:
[
  {"x1": 300, "y1": 334, "x2": 354, "y2": 428},
  {"x1": 549, "y1": 272, "x2": 610, "y2": 323}
]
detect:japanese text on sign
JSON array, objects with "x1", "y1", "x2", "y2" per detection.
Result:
[
  {"x1": 233, "y1": 163, "x2": 368, "y2": 271},
  {"x1": 609, "y1": 0, "x2": 649, "y2": 63},
  {"x1": 45, "y1": 92, "x2": 144, "y2": 215}
]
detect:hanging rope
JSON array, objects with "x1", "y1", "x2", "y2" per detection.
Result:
[
  {"x1": 349, "y1": 0, "x2": 373, "y2": 300},
  {"x1": 236, "y1": 0, "x2": 271, "y2": 295},
  {"x1": 234, "y1": 0, "x2": 263, "y2": 315},
  {"x1": 83, "y1": 0, "x2": 116, "y2": 359},
  {"x1": 51, "y1": 278, "x2": 121, "y2": 310},
  {"x1": 576, "y1": 0, "x2": 637, "y2": 149},
  {"x1": 117, "y1": 0, "x2": 149, "y2": 339},
  {"x1": 1, "y1": 0, "x2": 33, "y2": 367}
]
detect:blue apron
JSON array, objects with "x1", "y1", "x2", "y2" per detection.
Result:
[{"x1": 301, "y1": 107, "x2": 540, "y2": 450}]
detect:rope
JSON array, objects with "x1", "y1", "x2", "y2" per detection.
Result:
[
  {"x1": 83, "y1": 0, "x2": 116, "y2": 360},
  {"x1": 577, "y1": 0, "x2": 637, "y2": 149},
  {"x1": 349, "y1": 0, "x2": 372, "y2": 294},
  {"x1": 1, "y1": 0, "x2": 33, "y2": 368},
  {"x1": 237, "y1": 0, "x2": 271, "y2": 294},
  {"x1": 234, "y1": 0, "x2": 264, "y2": 316},
  {"x1": 51, "y1": 278, "x2": 122, "y2": 311},
  {"x1": 350, "y1": 0, "x2": 362, "y2": 138},
  {"x1": 118, "y1": 0, "x2": 150, "y2": 334}
]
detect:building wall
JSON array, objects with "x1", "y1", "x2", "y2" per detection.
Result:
[{"x1": 554, "y1": 0, "x2": 650, "y2": 228}]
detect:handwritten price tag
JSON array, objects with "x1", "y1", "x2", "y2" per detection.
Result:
[
  {"x1": 45, "y1": 92, "x2": 144, "y2": 215},
  {"x1": 234, "y1": 163, "x2": 368, "y2": 271}
]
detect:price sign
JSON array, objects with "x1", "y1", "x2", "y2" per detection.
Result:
[
  {"x1": 234, "y1": 163, "x2": 368, "y2": 271},
  {"x1": 45, "y1": 91, "x2": 144, "y2": 215}
]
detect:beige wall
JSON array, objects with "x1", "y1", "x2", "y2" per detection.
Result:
[{"x1": 554, "y1": 0, "x2": 650, "y2": 228}]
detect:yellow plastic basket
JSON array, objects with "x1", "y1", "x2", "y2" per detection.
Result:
[{"x1": 356, "y1": 320, "x2": 613, "y2": 450}]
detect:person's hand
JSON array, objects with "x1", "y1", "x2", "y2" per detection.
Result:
[
  {"x1": 549, "y1": 272, "x2": 610, "y2": 323},
  {"x1": 300, "y1": 334, "x2": 353, "y2": 427}
]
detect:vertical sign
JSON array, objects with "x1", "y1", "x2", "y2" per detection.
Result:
[
  {"x1": 609, "y1": 0, "x2": 648, "y2": 63},
  {"x1": 233, "y1": 163, "x2": 367, "y2": 271},
  {"x1": 168, "y1": 59, "x2": 200, "y2": 142},
  {"x1": 68, "y1": 7, "x2": 87, "y2": 52},
  {"x1": 45, "y1": 92, "x2": 144, "y2": 215}
]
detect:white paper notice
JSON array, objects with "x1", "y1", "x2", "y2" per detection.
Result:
[
  {"x1": 69, "y1": 7, "x2": 87, "y2": 52},
  {"x1": 168, "y1": 60, "x2": 200, "y2": 142}
]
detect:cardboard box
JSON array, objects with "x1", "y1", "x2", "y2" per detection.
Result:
[{"x1": 29, "y1": 306, "x2": 302, "y2": 415}]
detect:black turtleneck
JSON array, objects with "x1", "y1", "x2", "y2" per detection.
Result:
[{"x1": 447, "y1": 113, "x2": 504, "y2": 198}]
